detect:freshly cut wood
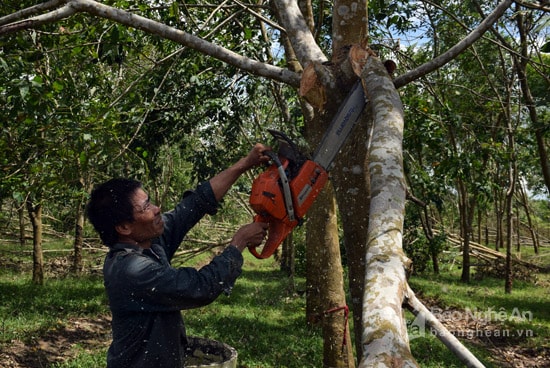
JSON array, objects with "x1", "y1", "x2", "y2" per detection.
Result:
[{"x1": 299, "y1": 62, "x2": 326, "y2": 110}]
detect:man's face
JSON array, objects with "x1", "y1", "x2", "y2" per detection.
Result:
[{"x1": 126, "y1": 188, "x2": 165, "y2": 244}]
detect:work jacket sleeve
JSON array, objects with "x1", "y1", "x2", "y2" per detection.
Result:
[
  {"x1": 106, "y1": 245, "x2": 244, "y2": 312},
  {"x1": 159, "y1": 181, "x2": 219, "y2": 260}
]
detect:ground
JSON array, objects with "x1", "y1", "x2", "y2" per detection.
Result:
[
  {"x1": 1, "y1": 315, "x2": 111, "y2": 368},
  {"x1": 419, "y1": 298, "x2": 550, "y2": 368},
  {"x1": 0, "y1": 254, "x2": 547, "y2": 367},
  {"x1": 0, "y1": 306, "x2": 548, "y2": 368}
]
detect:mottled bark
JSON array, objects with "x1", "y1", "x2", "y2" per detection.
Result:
[{"x1": 357, "y1": 56, "x2": 417, "y2": 368}]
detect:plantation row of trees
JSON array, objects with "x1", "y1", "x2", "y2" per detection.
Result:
[{"x1": 1, "y1": 0, "x2": 548, "y2": 367}]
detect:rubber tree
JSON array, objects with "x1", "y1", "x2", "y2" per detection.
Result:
[{"x1": 0, "y1": 0, "x2": 520, "y2": 366}]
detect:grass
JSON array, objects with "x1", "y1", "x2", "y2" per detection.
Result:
[
  {"x1": 0, "y1": 276, "x2": 106, "y2": 342},
  {"x1": 0, "y1": 240, "x2": 548, "y2": 367},
  {"x1": 408, "y1": 267, "x2": 550, "y2": 350},
  {"x1": 183, "y1": 259, "x2": 323, "y2": 367}
]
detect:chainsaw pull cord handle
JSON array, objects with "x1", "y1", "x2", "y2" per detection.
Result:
[{"x1": 263, "y1": 150, "x2": 295, "y2": 222}]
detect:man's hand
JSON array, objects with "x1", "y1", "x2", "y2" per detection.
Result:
[
  {"x1": 241, "y1": 143, "x2": 272, "y2": 172},
  {"x1": 209, "y1": 143, "x2": 271, "y2": 202},
  {"x1": 230, "y1": 222, "x2": 269, "y2": 252}
]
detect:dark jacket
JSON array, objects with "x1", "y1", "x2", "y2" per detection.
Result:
[{"x1": 103, "y1": 182, "x2": 244, "y2": 368}]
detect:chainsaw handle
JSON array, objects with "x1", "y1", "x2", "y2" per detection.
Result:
[
  {"x1": 262, "y1": 150, "x2": 281, "y2": 166},
  {"x1": 249, "y1": 214, "x2": 295, "y2": 259}
]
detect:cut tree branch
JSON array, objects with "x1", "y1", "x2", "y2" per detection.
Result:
[
  {"x1": 405, "y1": 286, "x2": 486, "y2": 368},
  {"x1": 357, "y1": 53, "x2": 417, "y2": 367}
]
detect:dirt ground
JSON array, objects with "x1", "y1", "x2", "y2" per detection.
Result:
[
  {"x1": 420, "y1": 299, "x2": 550, "y2": 368},
  {"x1": 0, "y1": 315, "x2": 111, "y2": 368},
  {"x1": 0, "y1": 307, "x2": 548, "y2": 368}
]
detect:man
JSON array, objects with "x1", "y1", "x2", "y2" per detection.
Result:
[{"x1": 86, "y1": 143, "x2": 270, "y2": 368}]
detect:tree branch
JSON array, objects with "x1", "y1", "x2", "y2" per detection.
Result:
[
  {"x1": 271, "y1": 0, "x2": 327, "y2": 65},
  {"x1": 514, "y1": 0, "x2": 550, "y2": 12},
  {"x1": 358, "y1": 54, "x2": 417, "y2": 367},
  {"x1": 393, "y1": 0, "x2": 514, "y2": 88},
  {"x1": 0, "y1": 2, "x2": 77, "y2": 33},
  {"x1": 0, "y1": 0, "x2": 301, "y2": 87},
  {"x1": 0, "y1": 0, "x2": 66, "y2": 27},
  {"x1": 229, "y1": 0, "x2": 285, "y2": 33},
  {"x1": 405, "y1": 286, "x2": 486, "y2": 368}
]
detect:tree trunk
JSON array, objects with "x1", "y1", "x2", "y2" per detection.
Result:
[
  {"x1": 430, "y1": 244, "x2": 440, "y2": 275},
  {"x1": 422, "y1": 205, "x2": 439, "y2": 275},
  {"x1": 514, "y1": 7, "x2": 550, "y2": 195},
  {"x1": 357, "y1": 54, "x2": 417, "y2": 368},
  {"x1": 303, "y1": 92, "x2": 354, "y2": 366},
  {"x1": 306, "y1": 184, "x2": 354, "y2": 367},
  {"x1": 73, "y1": 200, "x2": 84, "y2": 275},
  {"x1": 18, "y1": 204, "x2": 26, "y2": 246},
  {"x1": 322, "y1": 187, "x2": 355, "y2": 368},
  {"x1": 280, "y1": 232, "x2": 295, "y2": 278},
  {"x1": 504, "y1": 101, "x2": 517, "y2": 295},
  {"x1": 458, "y1": 180, "x2": 474, "y2": 283},
  {"x1": 476, "y1": 207, "x2": 482, "y2": 244},
  {"x1": 518, "y1": 181, "x2": 539, "y2": 254},
  {"x1": 332, "y1": 121, "x2": 371, "y2": 361},
  {"x1": 26, "y1": 199, "x2": 44, "y2": 285},
  {"x1": 515, "y1": 205, "x2": 521, "y2": 253},
  {"x1": 329, "y1": 1, "x2": 368, "y2": 358}
]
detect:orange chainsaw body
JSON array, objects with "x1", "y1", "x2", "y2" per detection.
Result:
[
  {"x1": 248, "y1": 84, "x2": 366, "y2": 259},
  {"x1": 249, "y1": 158, "x2": 328, "y2": 259}
]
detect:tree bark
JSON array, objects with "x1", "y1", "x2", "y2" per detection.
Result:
[
  {"x1": 357, "y1": 55, "x2": 417, "y2": 368},
  {"x1": 504, "y1": 100, "x2": 517, "y2": 295},
  {"x1": 405, "y1": 287, "x2": 486, "y2": 368},
  {"x1": 73, "y1": 200, "x2": 84, "y2": 275},
  {"x1": 280, "y1": 232, "x2": 295, "y2": 278},
  {"x1": 332, "y1": 115, "x2": 371, "y2": 361},
  {"x1": 306, "y1": 184, "x2": 354, "y2": 367},
  {"x1": 26, "y1": 199, "x2": 44, "y2": 285},
  {"x1": 458, "y1": 183, "x2": 476, "y2": 284},
  {"x1": 517, "y1": 181, "x2": 539, "y2": 254},
  {"x1": 514, "y1": 7, "x2": 550, "y2": 194},
  {"x1": 329, "y1": 0, "x2": 369, "y2": 360},
  {"x1": 18, "y1": 204, "x2": 26, "y2": 246}
]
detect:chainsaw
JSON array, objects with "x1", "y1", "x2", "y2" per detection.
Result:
[{"x1": 248, "y1": 81, "x2": 367, "y2": 259}]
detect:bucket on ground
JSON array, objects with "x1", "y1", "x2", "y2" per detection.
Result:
[{"x1": 184, "y1": 336, "x2": 238, "y2": 368}]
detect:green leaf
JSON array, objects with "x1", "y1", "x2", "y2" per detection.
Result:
[
  {"x1": 32, "y1": 75, "x2": 43, "y2": 87},
  {"x1": 79, "y1": 151, "x2": 87, "y2": 165},
  {"x1": 19, "y1": 85, "x2": 29, "y2": 99},
  {"x1": 52, "y1": 80, "x2": 64, "y2": 92},
  {"x1": 169, "y1": 2, "x2": 180, "y2": 18}
]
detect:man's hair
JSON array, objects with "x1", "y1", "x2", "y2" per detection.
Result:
[{"x1": 86, "y1": 178, "x2": 142, "y2": 247}]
